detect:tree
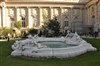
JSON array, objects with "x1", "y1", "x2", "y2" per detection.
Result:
[
  {"x1": 0, "y1": 27, "x2": 14, "y2": 38},
  {"x1": 43, "y1": 17, "x2": 60, "y2": 37},
  {"x1": 42, "y1": 9, "x2": 49, "y2": 23},
  {"x1": 14, "y1": 21, "x2": 22, "y2": 29}
]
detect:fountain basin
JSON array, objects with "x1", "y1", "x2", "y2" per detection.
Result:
[{"x1": 11, "y1": 33, "x2": 97, "y2": 58}]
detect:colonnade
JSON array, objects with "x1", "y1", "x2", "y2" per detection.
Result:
[{"x1": 0, "y1": 6, "x2": 83, "y2": 29}]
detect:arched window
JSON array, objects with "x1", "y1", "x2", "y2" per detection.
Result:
[{"x1": 64, "y1": 16, "x2": 69, "y2": 27}]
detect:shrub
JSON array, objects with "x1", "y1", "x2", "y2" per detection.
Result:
[
  {"x1": 14, "y1": 21, "x2": 22, "y2": 29},
  {"x1": 28, "y1": 28, "x2": 38, "y2": 36},
  {"x1": 21, "y1": 28, "x2": 38, "y2": 38},
  {"x1": 0, "y1": 27, "x2": 14, "y2": 38},
  {"x1": 21, "y1": 30, "x2": 28, "y2": 38},
  {"x1": 42, "y1": 17, "x2": 60, "y2": 37}
]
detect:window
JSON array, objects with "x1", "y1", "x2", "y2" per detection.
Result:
[
  {"x1": 21, "y1": 17, "x2": 26, "y2": 27},
  {"x1": 32, "y1": 16, "x2": 37, "y2": 27},
  {"x1": 64, "y1": 21, "x2": 69, "y2": 27},
  {"x1": 64, "y1": 15, "x2": 69, "y2": 27},
  {"x1": 10, "y1": 17, "x2": 14, "y2": 27}
]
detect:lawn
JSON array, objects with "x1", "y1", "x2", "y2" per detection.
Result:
[{"x1": 0, "y1": 38, "x2": 100, "y2": 66}]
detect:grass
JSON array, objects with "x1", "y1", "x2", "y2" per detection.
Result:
[{"x1": 0, "y1": 38, "x2": 100, "y2": 66}]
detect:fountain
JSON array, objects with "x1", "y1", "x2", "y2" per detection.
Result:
[{"x1": 11, "y1": 33, "x2": 97, "y2": 58}]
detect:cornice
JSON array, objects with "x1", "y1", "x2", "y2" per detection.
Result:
[
  {"x1": 6, "y1": 1, "x2": 85, "y2": 5},
  {"x1": 85, "y1": 0, "x2": 99, "y2": 7},
  {"x1": 85, "y1": 0, "x2": 92, "y2": 5},
  {"x1": 5, "y1": 2, "x2": 85, "y2": 8},
  {"x1": 6, "y1": 0, "x2": 86, "y2": 3}
]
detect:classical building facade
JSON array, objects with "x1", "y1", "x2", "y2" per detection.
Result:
[
  {"x1": 85, "y1": 0, "x2": 100, "y2": 32},
  {"x1": 0, "y1": 0, "x2": 100, "y2": 32}
]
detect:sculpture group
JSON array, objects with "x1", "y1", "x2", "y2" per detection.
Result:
[{"x1": 11, "y1": 32, "x2": 97, "y2": 59}]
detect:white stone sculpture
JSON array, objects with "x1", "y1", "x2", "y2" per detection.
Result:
[{"x1": 11, "y1": 33, "x2": 97, "y2": 58}]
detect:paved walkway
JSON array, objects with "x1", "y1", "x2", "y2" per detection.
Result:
[
  {"x1": 81, "y1": 36, "x2": 100, "y2": 39},
  {"x1": 0, "y1": 36, "x2": 100, "y2": 41},
  {"x1": 0, "y1": 38, "x2": 21, "y2": 41}
]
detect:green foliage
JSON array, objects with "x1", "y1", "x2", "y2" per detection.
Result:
[
  {"x1": 28, "y1": 28, "x2": 38, "y2": 36},
  {"x1": 21, "y1": 31, "x2": 28, "y2": 38},
  {"x1": 14, "y1": 21, "x2": 22, "y2": 29},
  {"x1": 42, "y1": 10, "x2": 49, "y2": 23},
  {"x1": 0, "y1": 27, "x2": 14, "y2": 38},
  {"x1": 43, "y1": 17, "x2": 60, "y2": 37},
  {"x1": 20, "y1": 28, "x2": 38, "y2": 38}
]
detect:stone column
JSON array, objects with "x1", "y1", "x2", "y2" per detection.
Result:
[
  {"x1": 70, "y1": 8, "x2": 73, "y2": 31},
  {"x1": 1, "y1": 2, "x2": 6, "y2": 27},
  {"x1": 60, "y1": 7, "x2": 63, "y2": 29},
  {"x1": 70, "y1": 8, "x2": 73, "y2": 23},
  {"x1": 97, "y1": 1, "x2": 100, "y2": 29},
  {"x1": 80, "y1": 8, "x2": 83, "y2": 22},
  {"x1": 68, "y1": 8, "x2": 71, "y2": 28},
  {"x1": 15, "y1": 7, "x2": 19, "y2": 22},
  {"x1": 49, "y1": 7, "x2": 53, "y2": 19},
  {"x1": 48, "y1": 7, "x2": 51, "y2": 19},
  {"x1": 0, "y1": 8, "x2": 1, "y2": 27},
  {"x1": 93, "y1": 3, "x2": 99, "y2": 31},
  {"x1": 84, "y1": 8, "x2": 88, "y2": 25},
  {"x1": 26, "y1": 7, "x2": 31, "y2": 28},
  {"x1": 87, "y1": 7, "x2": 90, "y2": 25},
  {"x1": 94, "y1": 3, "x2": 98, "y2": 25},
  {"x1": 38, "y1": 7, "x2": 42, "y2": 27}
]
